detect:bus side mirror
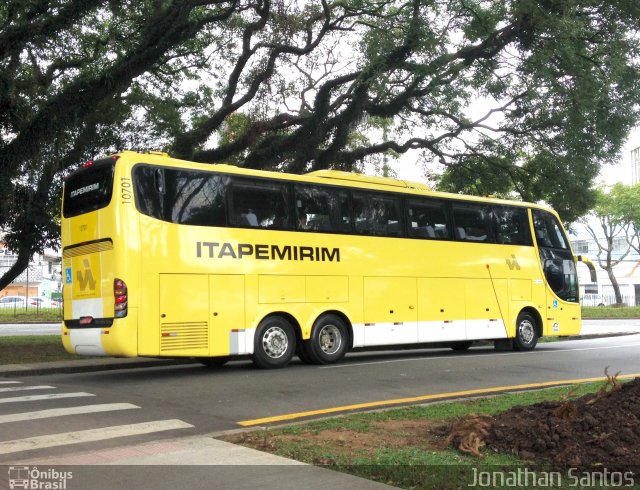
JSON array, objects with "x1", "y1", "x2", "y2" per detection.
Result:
[{"x1": 577, "y1": 255, "x2": 597, "y2": 283}]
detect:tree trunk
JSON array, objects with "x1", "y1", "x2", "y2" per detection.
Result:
[{"x1": 605, "y1": 266, "x2": 624, "y2": 306}]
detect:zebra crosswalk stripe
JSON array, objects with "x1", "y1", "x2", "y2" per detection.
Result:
[
  {"x1": 0, "y1": 385, "x2": 55, "y2": 393},
  {"x1": 0, "y1": 393, "x2": 95, "y2": 404},
  {"x1": 0, "y1": 403, "x2": 140, "y2": 424},
  {"x1": 0, "y1": 419, "x2": 194, "y2": 455}
]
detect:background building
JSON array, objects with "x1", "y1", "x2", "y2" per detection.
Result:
[
  {"x1": 570, "y1": 127, "x2": 640, "y2": 306},
  {"x1": 0, "y1": 242, "x2": 62, "y2": 301}
]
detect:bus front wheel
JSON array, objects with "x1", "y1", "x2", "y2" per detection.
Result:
[
  {"x1": 302, "y1": 314, "x2": 349, "y2": 364},
  {"x1": 253, "y1": 316, "x2": 296, "y2": 369},
  {"x1": 513, "y1": 311, "x2": 539, "y2": 351}
]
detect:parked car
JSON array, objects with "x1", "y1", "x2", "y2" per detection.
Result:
[
  {"x1": 0, "y1": 296, "x2": 27, "y2": 308},
  {"x1": 29, "y1": 297, "x2": 59, "y2": 308},
  {"x1": 581, "y1": 293, "x2": 607, "y2": 307}
]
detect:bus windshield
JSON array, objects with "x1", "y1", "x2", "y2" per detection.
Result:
[{"x1": 532, "y1": 209, "x2": 578, "y2": 303}]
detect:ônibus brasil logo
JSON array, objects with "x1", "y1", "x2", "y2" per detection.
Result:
[{"x1": 8, "y1": 466, "x2": 73, "y2": 489}]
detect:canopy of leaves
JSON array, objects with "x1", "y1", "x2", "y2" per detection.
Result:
[{"x1": 1, "y1": 0, "x2": 640, "y2": 288}]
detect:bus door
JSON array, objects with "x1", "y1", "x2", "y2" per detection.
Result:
[
  {"x1": 158, "y1": 274, "x2": 209, "y2": 356},
  {"x1": 209, "y1": 275, "x2": 245, "y2": 356},
  {"x1": 532, "y1": 210, "x2": 581, "y2": 336}
]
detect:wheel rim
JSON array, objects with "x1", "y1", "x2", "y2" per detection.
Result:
[
  {"x1": 262, "y1": 326, "x2": 289, "y2": 359},
  {"x1": 518, "y1": 319, "x2": 535, "y2": 345},
  {"x1": 318, "y1": 324, "x2": 342, "y2": 355}
]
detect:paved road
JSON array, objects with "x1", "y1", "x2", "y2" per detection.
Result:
[
  {"x1": 1, "y1": 333, "x2": 639, "y2": 465},
  {"x1": 0, "y1": 323, "x2": 60, "y2": 336}
]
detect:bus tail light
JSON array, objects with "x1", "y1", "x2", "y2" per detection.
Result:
[{"x1": 114, "y1": 278, "x2": 128, "y2": 318}]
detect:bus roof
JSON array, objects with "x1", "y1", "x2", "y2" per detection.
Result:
[{"x1": 306, "y1": 169, "x2": 431, "y2": 191}]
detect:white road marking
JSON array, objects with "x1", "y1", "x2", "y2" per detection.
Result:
[
  {"x1": 0, "y1": 419, "x2": 194, "y2": 455},
  {"x1": 0, "y1": 381, "x2": 22, "y2": 385},
  {"x1": 0, "y1": 393, "x2": 94, "y2": 404},
  {"x1": 0, "y1": 403, "x2": 139, "y2": 424},
  {"x1": 321, "y1": 341, "x2": 640, "y2": 369},
  {"x1": 0, "y1": 385, "x2": 55, "y2": 393}
]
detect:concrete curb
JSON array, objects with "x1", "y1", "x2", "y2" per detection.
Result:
[{"x1": 0, "y1": 357, "x2": 196, "y2": 377}]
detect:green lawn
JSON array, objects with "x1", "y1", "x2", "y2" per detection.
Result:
[
  {"x1": 0, "y1": 335, "x2": 84, "y2": 364},
  {"x1": 581, "y1": 305, "x2": 640, "y2": 319},
  {"x1": 0, "y1": 308, "x2": 62, "y2": 322}
]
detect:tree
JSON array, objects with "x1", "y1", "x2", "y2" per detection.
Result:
[
  {"x1": 2, "y1": 0, "x2": 640, "y2": 290},
  {"x1": 608, "y1": 183, "x2": 640, "y2": 256},
  {"x1": 581, "y1": 187, "x2": 631, "y2": 306}
]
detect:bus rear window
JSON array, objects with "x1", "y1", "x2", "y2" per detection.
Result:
[{"x1": 63, "y1": 160, "x2": 115, "y2": 218}]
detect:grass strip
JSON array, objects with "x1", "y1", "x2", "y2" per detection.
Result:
[
  {"x1": 0, "y1": 310, "x2": 62, "y2": 322},
  {"x1": 0, "y1": 335, "x2": 85, "y2": 364},
  {"x1": 581, "y1": 306, "x2": 640, "y2": 319}
]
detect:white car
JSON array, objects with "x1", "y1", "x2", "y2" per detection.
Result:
[
  {"x1": 29, "y1": 297, "x2": 59, "y2": 308},
  {"x1": 581, "y1": 294, "x2": 607, "y2": 307},
  {"x1": 0, "y1": 296, "x2": 27, "y2": 308}
]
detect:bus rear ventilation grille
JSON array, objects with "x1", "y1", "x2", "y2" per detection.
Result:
[{"x1": 160, "y1": 322, "x2": 208, "y2": 352}]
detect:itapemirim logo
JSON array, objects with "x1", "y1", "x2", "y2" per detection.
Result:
[{"x1": 8, "y1": 466, "x2": 73, "y2": 489}]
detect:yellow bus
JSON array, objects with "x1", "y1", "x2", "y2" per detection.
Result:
[{"x1": 61, "y1": 150, "x2": 596, "y2": 368}]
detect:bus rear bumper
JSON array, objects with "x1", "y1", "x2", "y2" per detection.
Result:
[{"x1": 63, "y1": 327, "x2": 107, "y2": 356}]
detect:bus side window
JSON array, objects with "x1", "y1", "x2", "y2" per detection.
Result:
[
  {"x1": 136, "y1": 168, "x2": 228, "y2": 227},
  {"x1": 353, "y1": 192, "x2": 404, "y2": 237},
  {"x1": 407, "y1": 199, "x2": 449, "y2": 240},
  {"x1": 451, "y1": 202, "x2": 492, "y2": 242},
  {"x1": 230, "y1": 178, "x2": 292, "y2": 230},
  {"x1": 294, "y1": 184, "x2": 347, "y2": 233},
  {"x1": 493, "y1": 206, "x2": 532, "y2": 246}
]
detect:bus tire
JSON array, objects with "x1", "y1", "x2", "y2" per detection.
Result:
[
  {"x1": 513, "y1": 311, "x2": 538, "y2": 351},
  {"x1": 296, "y1": 344, "x2": 313, "y2": 364},
  {"x1": 302, "y1": 314, "x2": 348, "y2": 364},
  {"x1": 252, "y1": 316, "x2": 296, "y2": 369},
  {"x1": 199, "y1": 356, "x2": 230, "y2": 367}
]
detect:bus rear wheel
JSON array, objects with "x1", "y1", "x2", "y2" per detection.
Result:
[
  {"x1": 513, "y1": 311, "x2": 539, "y2": 351},
  {"x1": 253, "y1": 316, "x2": 296, "y2": 369},
  {"x1": 302, "y1": 314, "x2": 349, "y2": 365}
]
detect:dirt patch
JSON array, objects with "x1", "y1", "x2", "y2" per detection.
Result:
[
  {"x1": 232, "y1": 419, "x2": 449, "y2": 462},
  {"x1": 483, "y1": 376, "x2": 640, "y2": 468}
]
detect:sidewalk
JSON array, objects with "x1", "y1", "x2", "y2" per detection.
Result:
[
  {"x1": 0, "y1": 356, "x2": 195, "y2": 377},
  {"x1": 16, "y1": 436, "x2": 395, "y2": 489},
  {"x1": 579, "y1": 319, "x2": 640, "y2": 336}
]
